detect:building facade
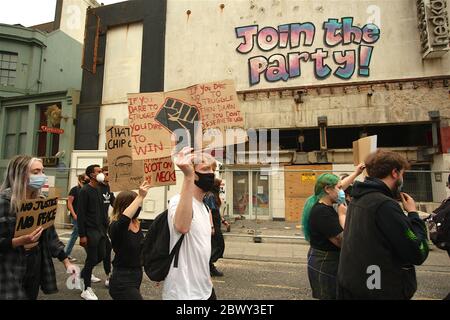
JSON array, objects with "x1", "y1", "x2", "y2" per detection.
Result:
[
  {"x1": 0, "y1": 0, "x2": 100, "y2": 196},
  {"x1": 76, "y1": 0, "x2": 450, "y2": 221}
]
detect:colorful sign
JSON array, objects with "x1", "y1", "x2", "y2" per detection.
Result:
[{"x1": 235, "y1": 17, "x2": 381, "y2": 86}]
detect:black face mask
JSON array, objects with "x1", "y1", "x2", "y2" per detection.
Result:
[
  {"x1": 194, "y1": 172, "x2": 215, "y2": 192},
  {"x1": 133, "y1": 207, "x2": 142, "y2": 220}
]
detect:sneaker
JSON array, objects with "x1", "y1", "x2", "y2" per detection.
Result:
[
  {"x1": 210, "y1": 265, "x2": 224, "y2": 277},
  {"x1": 105, "y1": 278, "x2": 109, "y2": 288},
  {"x1": 81, "y1": 287, "x2": 98, "y2": 300},
  {"x1": 68, "y1": 256, "x2": 77, "y2": 262},
  {"x1": 91, "y1": 274, "x2": 101, "y2": 283}
]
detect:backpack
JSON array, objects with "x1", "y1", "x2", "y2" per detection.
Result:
[
  {"x1": 142, "y1": 209, "x2": 185, "y2": 282},
  {"x1": 141, "y1": 203, "x2": 210, "y2": 282},
  {"x1": 428, "y1": 198, "x2": 450, "y2": 251}
]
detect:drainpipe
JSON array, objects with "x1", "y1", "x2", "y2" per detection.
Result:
[{"x1": 37, "y1": 45, "x2": 44, "y2": 93}]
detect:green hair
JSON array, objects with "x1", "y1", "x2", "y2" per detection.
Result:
[{"x1": 301, "y1": 173, "x2": 339, "y2": 241}]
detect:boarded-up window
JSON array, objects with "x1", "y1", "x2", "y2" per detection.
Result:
[{"x1": 102, "y1": 23, "x2": 143, "y2": 104}]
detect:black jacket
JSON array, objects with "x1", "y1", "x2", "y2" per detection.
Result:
[
  {"x1": 338, "y1": 177, "x2": 429, "y2": 300},
  {"x1": 0, "y1": 190, "x2": 67, "y2": 299},
  {"x1": 77, "y1": 184, "x2": 108, "y2": 237}
]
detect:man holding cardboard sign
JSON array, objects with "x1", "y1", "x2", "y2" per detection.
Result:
[{"x1": 0, "y1": 156, "x2": 75, "y2": 300}]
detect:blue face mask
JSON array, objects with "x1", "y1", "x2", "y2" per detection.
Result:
[
  {"x1": 29, "y1": 174, "x2": 47, "y2": 190},
  {"x1": 337, "y1": 189, "x2": 346, "y2": 204}
]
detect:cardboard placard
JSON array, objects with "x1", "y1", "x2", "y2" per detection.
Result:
[
  {"x1": 106, "y1": 126, "x2": 144, "y2": 192},
  {"x1": 14, "y1": 198, "x2": 58, "y2": 237},
  {"x1": 353, "y1": 135, "x2": 377, "y2": 165},
  {"x1": 128, "y1": 79, "x2": 247, "y2": 160},
  {"x1": 144, "y1": 157, "x2": 176, "y2": 187}
]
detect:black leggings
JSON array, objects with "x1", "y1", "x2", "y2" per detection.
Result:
[{"x1": 109, "y1": 268, "x2": 143, "y2": 300}]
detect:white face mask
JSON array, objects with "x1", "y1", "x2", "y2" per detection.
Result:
[{"x1": 96, "y1": 173, "x2": 105, "y2": 184}]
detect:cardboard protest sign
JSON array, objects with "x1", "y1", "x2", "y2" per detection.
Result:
[
  {"x1": 106, "y1": 126, "x2": 144, "y2": 192},
  {"x1": 144, "y1": 157, "x2": 176, "y2": 187},
  {"x1": 353, "y1": 135, "x2": 377, "y2": 165},
  {"x1": 128, "y1": 79, "x2": 247, "y2": 160},
  {"x1": 15, "y1": 197, "x2": 58, "y2": 237}
]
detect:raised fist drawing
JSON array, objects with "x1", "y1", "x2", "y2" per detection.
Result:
[{"x1": 155, "y1": 98, "x2": 201, "y2": 149}]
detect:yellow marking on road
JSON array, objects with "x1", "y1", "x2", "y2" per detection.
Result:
[{"x1": 255, "y1": 284, "x2": 300, "y2": 290}]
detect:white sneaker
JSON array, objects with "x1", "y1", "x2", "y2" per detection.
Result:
[
  {"x1": 105, "y1": 278, "x2": 109, "y2": 287},
  {"x1": 81, "y1": 287, "x2": 98, "y2": 300},
  {"x1": 91, "y1": 274, "x2": 101, "y2": 283}
]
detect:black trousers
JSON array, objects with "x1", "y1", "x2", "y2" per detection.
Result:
[
  {"x1": 103, "y1": 236, "x2": 112, "y2": 276},
  {"x1": 210, "y1": 210, "x2": 225, "y2": 265},
  {"x1": 208, "y1": 288, "x2": 217, "y2": 300},
  {"x1": 23, "y1": 246, "x2": 42, "y2": 300},
  {"x1": 81, "y1": 229, "x2": 106, "y2": 288},
  {"x1": 109, "y1": 267, "x2": 143, "y2": 300}
]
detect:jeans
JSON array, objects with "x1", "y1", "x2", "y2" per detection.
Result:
[
  {"x1": 109, "y1": 267, "x2": 143, "y2": 300},
  {"x1": 81, "y1": 229, "x2": 106, "y2": 288},
  {"x1": 24, "y1": 245, "x2": 42, "y2": 300},
  {"x1": 65, "y1": 216, "x2": 78, "y2": 256}
]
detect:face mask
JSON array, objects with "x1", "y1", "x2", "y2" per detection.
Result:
[
  {"x1": 133, "y1": 207, "x2": 142, "y2": 220},
  {"x1": 194, "y1": 172, "x2": 215, "y2": 192},
  {"x1": 96, "y1": 173, "x2": 105, "y2": 184},
  {"x1": 29, "y1": 174, "x2": 47, "y2": 190},
  {"x1": 337, "y1": 189, "x2": 346, "y2": 204}
]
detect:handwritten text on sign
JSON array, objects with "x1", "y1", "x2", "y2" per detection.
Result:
[
  {"x1": 106, "y1": 126, "x2": 144, "y2": 192},
  {"x1": 15, "y1": 198, "x2": 58, "y2": 237},
  {"x1": 144, "y1": 157, "x2": 176, "y2": 187},
  {"x1": 128, "y1": 80, "x2": 247, "y2": 160}
]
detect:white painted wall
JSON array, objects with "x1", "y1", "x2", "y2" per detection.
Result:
[
  {"x1": 59, "y1": 0, "x2": 100, "y2": 44},
  {"x1": 98, "y1": 103, "x2": 130, "y2": 150},
  {"x1": 102, "y1": 23, "x2": 143, "y2": 105},
  {"x1": 164, "y1": 0, "x2": 450, "y2": 91}
]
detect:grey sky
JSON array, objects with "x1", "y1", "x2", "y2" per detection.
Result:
[{"x1": 1, "y1": 0, "x2": 126, "y2": 27}]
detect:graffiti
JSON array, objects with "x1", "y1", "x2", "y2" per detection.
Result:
[{"x1": 235, "y1": 17, "x2": 381, "y2": 86}]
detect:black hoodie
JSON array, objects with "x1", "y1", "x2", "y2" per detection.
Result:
[{"x1": 338, "y1": 177, "x2": 429, "y2": 299}]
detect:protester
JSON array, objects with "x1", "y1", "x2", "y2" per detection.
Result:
[
  {"x1": 65, "y1": 174, "x2": 89, "y2": 262},
  {"x1": 302, "y1": 173, "x2": 347, "y2": 299},
  {"x1": 77, "y1": 164, "x2": 108, "y2": 300},
  {"x1": 338, "y1": 150, "x2": 429, "y2": 300},
  {"x1": 97, "y1": 166, "x2": 115, "y2": 287},
  {"x1": 0, "y1": 155, "x2": 76, "y2": 300},
  {"x1": 204, "y1": 178, "x2": 229, "y2": 277},
  {"x1": 108, "y1": 181, "x2": 150, "y2": 300},
  {"x1": 163, "y1": 147, "x2": 217, "y2": 300},
  {"x1": 333, "y1": 164, "x2": 365, "y2": 213}
]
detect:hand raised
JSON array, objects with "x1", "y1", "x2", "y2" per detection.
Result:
[{"x1": 173, "y1": 147, "x2": 195, "y2": 178}]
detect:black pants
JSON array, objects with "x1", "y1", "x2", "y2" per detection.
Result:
[
  {"x1": 109, "y1": 267, "x2": 143, "y2": 300},
  {"x1": 81, "y1": 230, "x2": 106, "y2": 288},
  {"x1": 23, "y1": 246, "x2": 42, "y2": 300},
  {"x1": 210, "y1": 210, "x2": 225, "y2": 265},
  {"x1": 103, "y1": 236, "x2": 112, "y2": 276},
  {"x1": 208, "y1": 288, "x2": 217, "y2": 300}
]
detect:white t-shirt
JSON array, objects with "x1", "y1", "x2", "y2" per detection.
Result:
[{"x1": 162, "y1": 194, "x2": 213, "y2": 300}]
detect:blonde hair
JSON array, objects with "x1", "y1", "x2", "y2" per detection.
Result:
[
  {"x1": 0, "y1": 156, "x2": 42, "y2": 214},
  {"x1": 194, "y1": 152, "x2": 217, "y2": 171}
]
